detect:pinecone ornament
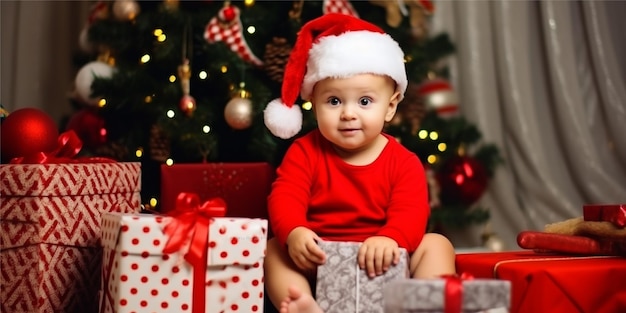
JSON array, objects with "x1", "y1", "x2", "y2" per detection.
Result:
[
  {"x1": 93, "y1": 141, "x2": 129, "y2": 161},
  {"x1": 263, "y1": 37, "x2": 292, "y2": 83},
  {"x1": 399, "y1": 82, "x2": 427, "y2": 134},
  {"x1": 149, "y1": 124, "x2": 171, "y2": 162}
]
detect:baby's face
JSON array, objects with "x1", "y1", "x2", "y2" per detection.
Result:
[{"x1": 310, "y1": 74, "x2": 399, "y2": 152}]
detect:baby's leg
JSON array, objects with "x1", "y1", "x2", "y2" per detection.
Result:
[
  {"x1": 264, "y1": 238, "x2": 322, "y2": 313},
  {"x1": 409, "y1": 233, "x2": 456, "y2": 278}
]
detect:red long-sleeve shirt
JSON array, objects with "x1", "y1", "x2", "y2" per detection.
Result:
[{"x1": 268, "y1": 130, "x2": 430, "y2": 253}]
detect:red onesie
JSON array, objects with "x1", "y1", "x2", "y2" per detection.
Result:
[{"x1": 268, "y1": 129, "x2": 430, "y2": 253}]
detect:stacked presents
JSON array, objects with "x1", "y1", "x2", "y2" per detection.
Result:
[
  {"x1": 315, "y1": 240, "x2": 511, "y2": 313},
  {"x1": 0, "y1": 131, "x2": 142, "y2": 312}
]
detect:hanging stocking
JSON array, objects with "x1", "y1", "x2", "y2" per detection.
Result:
[
  {"x1": 204, "y1": 3, "x2": 263, "y2": 66},
  {"x1": 323, "y1": 0, "x2": 359, "y2": 18}
]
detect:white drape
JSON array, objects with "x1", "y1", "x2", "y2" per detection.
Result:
[
  {"x1": 2, "y1": 1, "x2": 624, "y2": 249},
  {"x1": 432, "y1": 0, "x2": 626, "y2": 248}
]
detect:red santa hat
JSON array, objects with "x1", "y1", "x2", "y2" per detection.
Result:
[{"x1": 264, "y1": 13, "x2": 408, "y2": 139}]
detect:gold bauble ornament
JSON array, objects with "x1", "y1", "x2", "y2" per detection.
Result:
[
  {"x1": 482, "y1": 232, "x2": 506, "y2": 252},
  {"x1": 224, "y1": 90, "x2": 253, "y2": 130},
  {"x1": 112, "y1": 0, "x2": 140, "y2": 21}
]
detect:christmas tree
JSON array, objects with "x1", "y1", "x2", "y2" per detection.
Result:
[{"x1": 66, "y1": 0, "x2": 501, "y2": 230}]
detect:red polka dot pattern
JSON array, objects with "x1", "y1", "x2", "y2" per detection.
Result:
[{"x1": 100, "y1": 212, "x2": 268, "y2": 312}]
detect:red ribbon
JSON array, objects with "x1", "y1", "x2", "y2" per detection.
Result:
[
  {"x1": 441, "y1": 272, "x2": 474, "y2": 313},
  {"x1": 162, "y1": 192, "x2": 226, "y2": 313},
  {"x1": 10, "y1": 130, "x2": 115, "y2": 164}
]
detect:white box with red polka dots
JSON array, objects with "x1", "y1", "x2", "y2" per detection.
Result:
[{"x1": 99, "y1": 212, "x2": 268, "y2": 313}]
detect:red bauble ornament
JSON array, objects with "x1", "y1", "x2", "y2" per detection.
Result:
[
  {"x1": 66, "y1": 108, "x2": 107, "y2": 149},
  {"x1": 221, "y1": 5, "x2": 236, "y2": 23},
  {"x1": 179, "y1": 94, "x2": 197, "y2": 116},
  {"x1": 436, "y1": 156, "x2": 488, "y2": 206},
  {"x1": 0, "y1": 108, "x2": 59, "y2": 163}
]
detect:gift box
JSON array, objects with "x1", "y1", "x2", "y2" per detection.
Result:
[
  {"x1": 99, "y1": 210, "x2": 268, "y2": 313},
  {"x1": 0, "y1": 162, "x2": 141, "y2": 313},
  {"x1": 384, "y1": 277, "x2": 511, "y2": 313},
  {"x1": 315, "y1": 240, "x2": 410, "y2": 313},
  {"x1": 455, "y1": 251, "x2": 626, "y2": 313},
  {"x1": 160, "y1": 162, "x2": 274, "y2": 219},
  {"x1": 583, "y1": 204, "x2": 626, "y2": 228}
]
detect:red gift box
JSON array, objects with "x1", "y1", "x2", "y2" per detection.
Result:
[
  {"x1": 160, "y1": 163, "x2": 274, "y2": 219},
  {"x1": 0, "y1": 162, "x2": 142, "y2": 313},
  {"x1": 583, "y1": 204, "x2": 626, "y2": 228},
  {"x1": 455, "y1": 251, "x2": 626, "y2": 313}
]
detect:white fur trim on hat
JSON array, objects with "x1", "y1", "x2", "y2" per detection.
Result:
[
  {"x1": 301, "y1": 31, "x2": 407, "y2": 101},
  {"x1": 264, "y1": 98, "x2": 303, "y2": 139}
]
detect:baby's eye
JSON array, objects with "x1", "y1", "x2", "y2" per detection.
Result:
[
  {"x1": 359, "y1": 97, "x2": 372, "y2": 106},
  {"x1": 328, "y1": 97, "x2": 341, "y2": 106}
]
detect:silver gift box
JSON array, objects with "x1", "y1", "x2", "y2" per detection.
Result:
[
  {"x1": 315, "y1": 240, "x2": 410, "y2": 313},
  {"x1": 383, "y1": 279, "x2": 511, "y2": 313}
]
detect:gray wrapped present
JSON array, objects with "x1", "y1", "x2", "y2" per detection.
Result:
[
  {"x1": 315, "y1": 240, "x2": 410, "y2": 313},
  {"x1": 383, "y1": 278, "x2": 511, "y2": 313}
]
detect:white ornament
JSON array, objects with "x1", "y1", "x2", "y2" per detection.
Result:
[
  {"x1": 112, "y1": 0, "x2": 140, "y2": 21},
  {"x1": 75, "y1": 61, "x2": 115, "y2": 106}
]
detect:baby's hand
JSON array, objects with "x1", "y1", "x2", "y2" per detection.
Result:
[
  {"x1": 286, "y1": 227, "x2": 326, "y2": 271},
  {"x1": 358, "y1": 236, "x2": 400, "y2": 278}
]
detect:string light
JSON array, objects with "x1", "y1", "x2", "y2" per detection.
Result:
[
  {"x1": 302, "y1": 101, "x2": 312, "y2": 110},
  {"x1": 247, "y1": 26, "x2": 256, "y2": 34},
  {"x1": 166, "y1": 110, "x2": 175, "y2": 118},
  {"x1": 198, "y1": 71, "x2": 208, "y2": 79},
  {"x1": 165, "y1": 158, "x2": 174, "y2": 166},
  {"x1": 427, "y1": 155, "x2": 437, "y2": 164},
  {"x1": 244, "y1": 0, "x2": 255, "y2": 6},
  {"x1": 98, "y1": 98, "x2": 107, "y2": 107},
  {"x1": 429, "y1": 131, "x2": 439, "y2": 140},
  {"x1": 438, "y1": 143, "x2": 447, "y2": 152},
  {"x1": 140, "y1": 54, "x2": 151, "y2": 64},
  {"x1": 418, "y1": 130, "x2": 428, "y2": 139},
  {"x1": 202, "y1": 125, "x2": 211, "y2": 133},
  {"x1": 221, "y1": 65, "x2": 228, "y2": 73},
  {"x1": 144, "y1": 95, "x2": 152, "y2": 103},
  {"x1": 135, "y1": 148, "x2": 143, "y2": 158},
  {"x1": 149, "y1": 198, "x2": 158, "y2": 207},
  {"x1": 169, "y1": 75, "x2": 177, "y2": 83}
]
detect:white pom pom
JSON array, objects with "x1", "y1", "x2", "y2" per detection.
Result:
[{"x1": 264, "y1": 98, "x2": 302, "y2": 139}]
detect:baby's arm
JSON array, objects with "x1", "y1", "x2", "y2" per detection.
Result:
[
  {"x1": 286, "y1": 226, "x2": 327, "y2": 271},
  {"x1": 358, "y1": 236, "x2": 401, "y2": 278}
]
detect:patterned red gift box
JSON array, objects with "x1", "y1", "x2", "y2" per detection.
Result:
[
  {"x1": 0, "y1": 162, "x2": 141, "y2": 313},
  {"x1": 160, "y1": 162, "x2": 274, "y2": 219},
  {"x1": 99, "y1": 211, "x2": 268, "y2": 313},
  {"x1": 455, "y1": 251, "x2": 626, "y2": 313}
]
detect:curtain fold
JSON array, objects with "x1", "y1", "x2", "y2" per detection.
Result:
[{"x1": 434, "y1": 0, "x2": 626, "y2": 248}]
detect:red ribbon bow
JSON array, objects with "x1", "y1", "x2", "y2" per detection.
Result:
[
  {"x1": 10, "y1": 130, "x2": 114, "y2": 164},
  {"x1": 162, "y1": 192, "x2": 226, "y2": 313},
  {"x1": 441, "y1": 272, "x2": 474, "y2": 313}
]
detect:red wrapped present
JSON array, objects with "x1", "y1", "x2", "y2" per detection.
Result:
[
  {"x1": 160, "y1": 162, "x2": 274, "y2": 219},
  {"x1": 0, "y1": 162, "x2": 141, "y2": 313},
  {"x1": 583, "y1": 204, "x2": 626, "y2": 228},
  {"x1": 455, "y1": 251, "x2": 626, "y2": 313},
  {"x1": 99, "y1": 199, "x2": 268, "y2": 313}
]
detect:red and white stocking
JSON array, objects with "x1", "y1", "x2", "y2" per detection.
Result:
[
  {"x1": 323, "y1": 0, "x2": 359, "y2": 17},
  {"x1": 204, "y1": 5, "x2": 263, "y2": 66}
]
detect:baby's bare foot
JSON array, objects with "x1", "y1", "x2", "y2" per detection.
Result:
[{"x1": 279, "y1": 285, "x2": 323, "y2": 313}]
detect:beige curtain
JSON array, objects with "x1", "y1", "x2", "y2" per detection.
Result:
[
  {"x1": 1, "y1": 0, "x2": 91, "y2": 124},
  {"x1": 432, "y1": 0, "x2": 626, "y2": 248}
]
